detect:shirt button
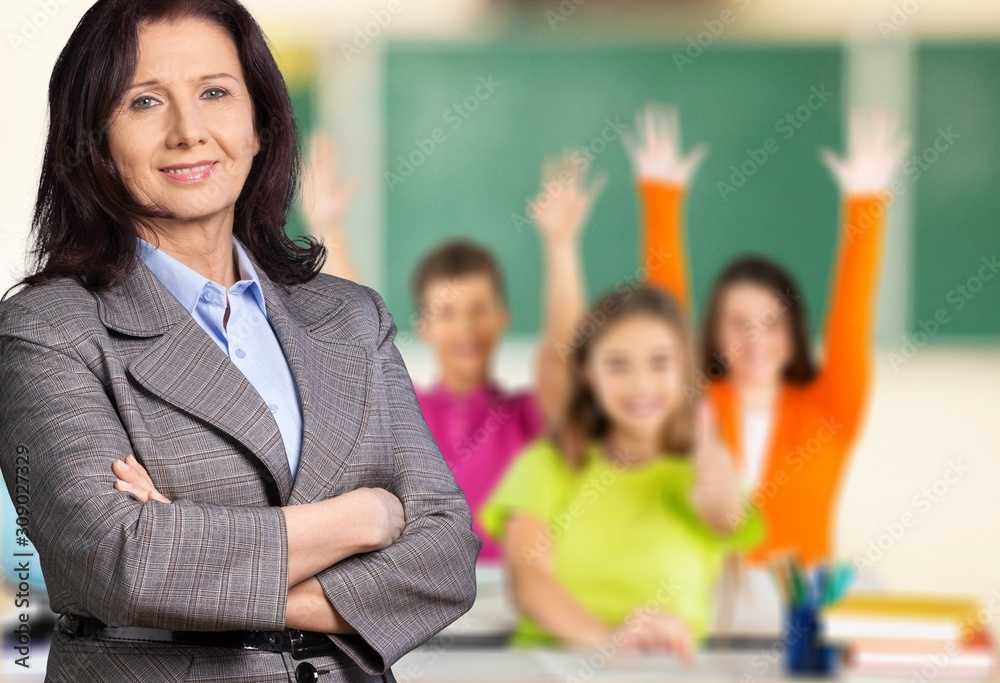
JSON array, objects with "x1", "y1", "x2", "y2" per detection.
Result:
[
  {"x1": 235, "y1": 348, "x2": 246, "y2": 359},
  {"x1": 268, "y1": 403, "x2": 278, "y2": 414}
]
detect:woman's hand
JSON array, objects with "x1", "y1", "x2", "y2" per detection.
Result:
[
  {"x1": 614, "y1": 610, "x2": 696, "y2": 664},
  {"x1": 622, "y1": 104, "x2": 707, "y2": 185},
  {"x1": 346, "y1": 487, "x2": 405, "y2": 552},
  {"x1": 528, "y1": 150, "x2": 606, "y2": 247},
  {"x1": 689, "y1": 402, "x2": 742, "y2": 534},
  {"x1": 819, "y1": 107, "x2": 910, "y2": 195},
  {"x1": 113, "y1": 454, "x2": 171, "y2": 503}
]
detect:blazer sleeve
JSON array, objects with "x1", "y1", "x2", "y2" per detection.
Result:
[
  {"x1": 0, "y1": 301, "x2": 289, "y2": 631},
  {"x1": 314, "y1": 287, "x2": 481, "y2": 675}
]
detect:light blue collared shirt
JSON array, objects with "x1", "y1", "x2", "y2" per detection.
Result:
[{"x1": 136, "y1": 235, "x2": 303, "y2": 480}]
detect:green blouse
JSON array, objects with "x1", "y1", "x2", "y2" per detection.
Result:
[{"x1": 479, "y1": 438, "x2": 765, "y2": 647}]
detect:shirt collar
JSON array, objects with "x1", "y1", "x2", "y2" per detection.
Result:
[{"x1": 135, "y1": 235, "x2": 266, "y2": 317}]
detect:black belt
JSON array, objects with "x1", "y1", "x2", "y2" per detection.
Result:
[{"x1": 56, "y1": 613, "x2": 338, "y2": 660}]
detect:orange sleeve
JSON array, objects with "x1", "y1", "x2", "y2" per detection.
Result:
[
  {"x1": 638, "y1": 180, "x2": 690, "y2": 311},
  {"x1": 812, "y1": 193, "x2": 889, "y2": 447}
]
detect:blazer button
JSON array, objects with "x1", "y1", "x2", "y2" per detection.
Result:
[{"x1": 295, "y1": 662, "x2": 319, "y2": 682}]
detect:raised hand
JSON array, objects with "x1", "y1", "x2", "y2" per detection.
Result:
[
  {"x1": 113, "y1": 454, "x2": 171, "y2": 504},
  {"x1": 621, "y1": 104, "x2": 707, "y2": 185},
  {"x1": 300, "y1": 132, "x2": 359, "y2": 232},
  {"x1": 689, "y1": 402, "x2": 742, "y2": 533},
  {"x1": 819, "y1": 107, "x2": 910, "y2": 195},
  {"x1": 528, "y1": 150, "x2": 606, "y2": 246}
]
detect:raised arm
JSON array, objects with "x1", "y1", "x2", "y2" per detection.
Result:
[
  {"x1": 623, "y1": 105, "x2": 707, "y2": 309},
  {"x1": 530, "y1": 151, "x2": 606, "y2": 426},
  {"x1": 312, "y1": 287, "x2": 480, "y2": 676},
  {"x1": 300, "y1": 132, "x2": 362, "y2": 283},
  {"x1": 813, "y1": 108, "x2": 909, "y2": 444}
]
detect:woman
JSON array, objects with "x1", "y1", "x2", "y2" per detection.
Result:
[
  {"x1": 0, "y1": 1, "x2": 479, "y2": 681},
  {"x1": 479, "y1": 286, "x2": 763, "y2": 657},
  {"x1": 623, "y1": 105, "x2": 908, "y2": 566}
]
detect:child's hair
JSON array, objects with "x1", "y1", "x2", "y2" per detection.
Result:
[
  {"x1": 411, "y1": 239, "x2": 506, "y2": 314},
  {"x1": 701, "y1": 255, "x2": 817, "y2": 384},
  {"x1": 554, "y1": 284, "x2": 697, "y2": 469}
]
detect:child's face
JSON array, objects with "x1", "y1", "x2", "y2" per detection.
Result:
[
  {"x1": 715, "y1": 282, "x2": 794, "y2": 387},
  {"x1": 585, "y1": 315, "x2": 684, "y2": 440},
  {"x1": 417, "y1": 273, "x2": 508, "y2": 380}
]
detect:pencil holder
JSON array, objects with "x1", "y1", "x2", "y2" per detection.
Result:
[{"x1": 784, "y1": 603, "x2": 840, "y2": 676}]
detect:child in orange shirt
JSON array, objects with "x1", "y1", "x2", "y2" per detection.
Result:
[{"x1": 622, "y1": 106, "x2": 908, "y2": 567}]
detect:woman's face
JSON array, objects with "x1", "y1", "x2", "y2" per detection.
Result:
[
  {"x1": 107, "y1": 17, "x2": 259, "y2": 225},
  {"x1": 715, "y1": 282, "x2": 795, "y2": 387},
  {"x1": 585, "y1": 314, "x2": 684, "y2": 440}
]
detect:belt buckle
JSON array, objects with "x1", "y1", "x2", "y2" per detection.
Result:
[{"x1": 289, "y1": 629, "x2": 330, "y2": 660}]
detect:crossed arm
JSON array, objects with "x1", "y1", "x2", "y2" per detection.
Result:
[
  {"x1": 112, "y1": 453, "x2": 377, "y2": 633},
  {"x1": 0, "y1": 286, "x2": 478, "y2": 675}
]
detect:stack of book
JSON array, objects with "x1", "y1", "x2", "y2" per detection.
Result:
[{"x1": 821, "y1": 593, "x2": 996, "y2": 679}]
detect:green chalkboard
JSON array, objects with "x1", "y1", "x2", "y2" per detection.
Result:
[
  {"x1": 913, "y1": 43, "x2": 1000, "y2": 340},
  {"x1": 383, "y1": 41, "x2": 845, "y2": 335}
]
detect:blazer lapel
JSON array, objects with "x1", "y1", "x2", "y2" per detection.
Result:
[
  {"x1": 97, "y1": 257, "x2": 294, "y2": 504},
  {"x1": 253, "y1": 268, "x2": 373, "y2": 507}
]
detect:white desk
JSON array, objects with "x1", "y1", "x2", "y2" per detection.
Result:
[{"x1": 392, "y1": 647, "x2": 997, "y2": 682}]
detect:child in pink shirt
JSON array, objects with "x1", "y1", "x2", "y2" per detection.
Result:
[{"x1": 302, "y1": 138, "x2": 604, "y2": 562}]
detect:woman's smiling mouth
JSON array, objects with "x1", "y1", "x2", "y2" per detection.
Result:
[{"x1": 159, "y1": 160, "x2": 218, "y2": 184}]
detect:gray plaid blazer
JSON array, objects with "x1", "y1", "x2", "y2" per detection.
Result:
[{"x1": 0, "y1": 250, "x2": 480, "y2": 682}]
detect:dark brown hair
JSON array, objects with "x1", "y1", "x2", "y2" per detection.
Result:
[
  {"x1": 701, "y1": 255, "x2": 817, "y2": 384},
  {"x1": 554, "y1": 284, "x2": 697, "y2": 469},
  {"x1": 411, "y1": 239, "x2": 505, "y2": 314},
  {"x1": 5, "y1": 0, "x2": 322, "y2": 298}
]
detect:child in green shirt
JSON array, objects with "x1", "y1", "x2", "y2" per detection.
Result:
[{"x1": 480, "y1": 285, "x2": 764, "y2": 659}]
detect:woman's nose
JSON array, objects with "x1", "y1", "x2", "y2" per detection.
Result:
[{"x1": 166, "y1": 100, "x2": 208, "y2": 148}]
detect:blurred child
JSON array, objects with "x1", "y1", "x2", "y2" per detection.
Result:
[
  {"x1": 301, "y1": 136, "x2": 604, "y2": 563},
  {"x1": 623, "y1": 106, "x2": 908, "y2": 566},
  {"x1": 480, "y1": 285, "x2": 764, "y2": 656}
]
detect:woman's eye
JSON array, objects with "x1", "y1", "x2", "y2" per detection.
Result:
[
  {"x1": 130, "y1": 96, "x2": 158, "y2": 110},
  {"x1": 203, "y1": 87, "x2": 228, "y2": 99}
]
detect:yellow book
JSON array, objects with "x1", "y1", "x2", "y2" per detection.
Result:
[{"x1": 822, "y1": 593, "x2": 981, "y2": 643}]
